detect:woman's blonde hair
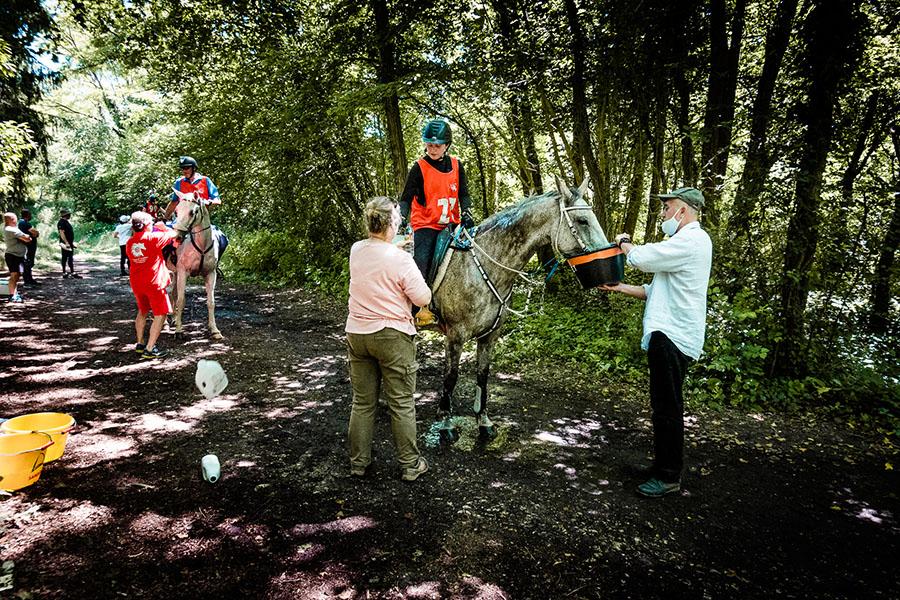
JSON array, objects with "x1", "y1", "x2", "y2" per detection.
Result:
[{"x1": 364, "y1": 196, "x2": 398, "y2": 235}]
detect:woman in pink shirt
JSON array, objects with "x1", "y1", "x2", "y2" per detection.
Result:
[{"x1": 346, "y1": 197, "x2": 432, "y2": 481}]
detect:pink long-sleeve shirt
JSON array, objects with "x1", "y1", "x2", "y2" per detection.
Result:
[{"x1": 345, "y1": 239, "x2": 432, "y2": 336}]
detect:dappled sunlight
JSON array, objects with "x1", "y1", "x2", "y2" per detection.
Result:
[
  {"x1": 264, "y1": 407, "x2": 302, "y2": 419},
  {"x1": 404, "y1": 581, "x2": 442, "y2": 599},
  {"x1": 137, "y1": 413, "x2": 195, "y2": 433},
  {"x1": 290, "y1": 515, "x2": 378, "y2": 537},
  {"x1": 832, "y1": 488, "x2": 898, "y2": 531},
  {"x1": 266, "y1": 563, "x2": 356, "y2": 600},
  {"x1": 460, "y1": 576, "x2": 509, "y2": 599},
  {"x1": 532, "y1": 416, "x2": 608, "y2": 448},
  {"x1": 7, "y1": 500, "x2": 114, "y2": 557},
  {"x1": 5, "y1": 387, "x2": 100, "y2": 410},
  {"x1": 71, "y1": 432, "x2": 139, "y2": 466}
]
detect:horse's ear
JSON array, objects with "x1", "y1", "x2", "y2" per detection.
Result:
[
  {"x1": 554, "y1": 175, "x2": 572, "y2": 201},
  {"x1": 576, "y1": 174, "x2": 591, "y2": 198}
]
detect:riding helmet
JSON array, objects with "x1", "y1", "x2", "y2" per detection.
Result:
[
  {"x1": 421, "y1": 120, "x2": 452, "y2": 146},
  {"x1": 179, "y1": 156, "x2": 198, "y2": 170}
]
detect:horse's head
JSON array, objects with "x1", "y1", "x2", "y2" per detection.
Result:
[
  {"x1": 172, "y1": 191, "x2": 204, "y2": 239},
  {"x1": 552, "y1": 174, "x2": 608, "y2": 257}
]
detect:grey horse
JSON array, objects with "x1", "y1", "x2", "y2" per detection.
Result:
[
  {"x1": 433, "y1": 176, "x2": 608, "y2": 438},
  {"x1": 169, "y1": 190, "x2": 223, "y2": 340}
]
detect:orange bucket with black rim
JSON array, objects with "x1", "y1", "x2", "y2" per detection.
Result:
[
  {"x1": 0, "y1": 432, "x2": 53, "y2": 491},
  {"x1": 566, "y1": 243, "x2": 625, "y2": 288},
  {"x1": 2, "y1": 412, "x2": 76, "y2": 463}
]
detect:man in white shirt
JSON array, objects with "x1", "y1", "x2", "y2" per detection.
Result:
[
  {"x1": 112, "y1": 215, "x2": 132, "y2": 276},
  {"x1": 602, "y1": 187, "x2": 712, "y2": 498}
]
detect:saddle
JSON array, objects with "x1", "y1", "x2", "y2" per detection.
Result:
[
  {"x1": 427, "y1": 224, "x2": 475, "y2": 287},
  {"x1": 419, "y1": 225, "x2": 475, "y2": 329}
]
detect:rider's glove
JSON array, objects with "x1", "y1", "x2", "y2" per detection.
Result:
[{"x1": 461, "y1": 210, "x2": 475, "y2": 229}]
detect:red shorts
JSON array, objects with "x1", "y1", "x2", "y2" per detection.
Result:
[{"x1": 134, "y1": 286, "x2": 172, "y2": 316}]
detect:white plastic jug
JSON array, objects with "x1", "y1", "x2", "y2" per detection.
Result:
[
  {"x1": 195, "y1": 359, "x2": 228, "y2": 399},
  {"x1": 201, "y1": 454, "x2": 220, "y2": 483}
]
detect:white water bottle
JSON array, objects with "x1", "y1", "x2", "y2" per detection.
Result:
[{"x1": 201, "y1": 454, "x2": 221, "y2": 483}]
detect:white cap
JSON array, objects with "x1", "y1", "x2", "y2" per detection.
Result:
[{"x1": 119, "y1": 215, "x2": 129, "y2": 223}]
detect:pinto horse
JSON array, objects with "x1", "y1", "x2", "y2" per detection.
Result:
[
  {"x1": 169, "y1": 190, "x2": 223, "y2": 340},
  {"x1": 432, "y1": 176, "x2": 608, "y2": 438}
]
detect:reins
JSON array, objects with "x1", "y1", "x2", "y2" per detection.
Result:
[
  {"x1": 173, "y1": 199, "x2": 215, "y2": 272},
  {"x1": 464, "y1": 193, "x2": 594, "y2": 339}
]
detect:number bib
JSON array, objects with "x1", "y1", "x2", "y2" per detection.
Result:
[{"x1": 410, "y1": 157, "x2": 460, "y2": 231}]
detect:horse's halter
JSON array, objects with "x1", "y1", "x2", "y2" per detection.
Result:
[
  {"x1": 554, "y1": 194, "x2": 594, "y2": 257},
  {"x1": 172, "y1": 194, "x2": 211, "y2": 238}
]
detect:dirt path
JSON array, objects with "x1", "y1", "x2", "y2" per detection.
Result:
[{"x1": 1, "y1": 254, "x2": 897, "y2": 599}]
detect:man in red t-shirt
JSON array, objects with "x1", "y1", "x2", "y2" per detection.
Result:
[{"x1": 126, "y1": 211, "x2": 178, "y2": 359}]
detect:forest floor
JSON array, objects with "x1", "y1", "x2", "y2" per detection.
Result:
[{"x1": 1, "y1": 252, "x2": 897, "y2": 599}]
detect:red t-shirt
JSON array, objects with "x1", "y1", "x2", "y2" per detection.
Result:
[
  {"x1": 126, "y1": 229, "x2": 172, "y2": 291},
  {"x1": 410, "y1": 157, "x2": 461, "y2": 231}
]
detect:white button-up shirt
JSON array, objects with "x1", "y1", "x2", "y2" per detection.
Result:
[{"x1": 625, "y1": 221, "x2": 712, "y2": 360}]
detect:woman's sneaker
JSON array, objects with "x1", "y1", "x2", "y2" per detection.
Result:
[
  {"x1": 141, "y1": 345, "x2": 169, "y2": 359},
  {"x1": 135, "y1": 343, "x2": 146, "y2": 354},
  {"x1": 401, "y1": 457, "x2": 429, "y2": 481},
  {"x1": 9, "y1": 294, "x2": 23, "y2": 303}
]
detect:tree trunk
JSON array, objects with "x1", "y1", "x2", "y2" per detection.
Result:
[
  {"x1": 370, "y1": 0, "x2": 407, "y2": 197},
  {"x1": 730, "y1": 0, "x2": 798, "y2": 235},
  {"x1": 563, "y1": 0, "x2": 609, "y2": 233},
  {"x1": 770, "y1": 0, "x2": 863, "y2": 377},
  {"x1": 869, "y1": 124, "x2": 900, "y2": 333},
  {"x1": 623, "y1": 130, "x2": 647, "y2": 236},
  {"x1": 699, "y1": 0, "x2": 747, "y2": 228},
  {"x1": 644, "y1": 104, "x2": 666, "y2": 242}
]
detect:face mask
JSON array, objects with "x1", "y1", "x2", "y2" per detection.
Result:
[{"x1": 660, "y1": 210, "x2": 683, "y2": 236}]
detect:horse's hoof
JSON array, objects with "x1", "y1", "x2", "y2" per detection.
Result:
[
  {"x1": 211, "y1": 332, "x2": 224, "y2": 340},
  {"x1": 174, "y1": 331, "x2": 185, "y2": 341},
  {"x1": 479, "y1": 425, "x2": 497, "y2": 439},
  {"x1": 439, "y1": 428, "x2": 457, "y2": 444}
]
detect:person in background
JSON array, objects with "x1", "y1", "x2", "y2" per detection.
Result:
[
  {"x1": 601, "y1": 187, "x2": 712, "y2": 498},
  {"x1": 126, "y1": 211, "x2": 178, "y2": 359},
  {"x1": 399, "y1": 119, "x2": 475, "y2": 327},
  {"x1": 57, "y1": 208, "x2": 80, "y2": 279},
  {"x1": 17, "y1": 208, "x2": 40, "y2": 285},
  {"x1": 3, "y1": 212, "x2": 32, "y2": 303},
  {"x1": 112, "y1": 214, "x2": 132, "y2": 276},
  {"x1": 346, "y1": 196, "x2": 432, "y2": 482}
]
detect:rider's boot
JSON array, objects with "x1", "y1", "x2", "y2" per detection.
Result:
[{"x1": 415, "y1": 306, "x2": 438, "y2": 328}]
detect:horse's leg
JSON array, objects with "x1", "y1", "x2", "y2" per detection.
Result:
[
  {"x1": 174, "y1": 269, "x2": 188, "y2": 340},
  {"x1": 438, "y1": 336, "x2": 463, "y2": 438},
  {"x1": 205, "y1": 269, "x2": 223, "y2": 339},
  {"x1": 474, "y1": 333, "x2": 499, "y2": 439}
]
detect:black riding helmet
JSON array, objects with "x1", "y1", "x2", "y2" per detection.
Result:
[
  {"x1": 421, "y1": 120, "x2": 452, "y2": 146},
  {"x1": 179, "y1": 156, "x2": 198, "y2": 170}
]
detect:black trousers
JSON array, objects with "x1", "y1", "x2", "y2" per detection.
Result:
[
  {"x1": 119, "y1": 245, "x2": 129, "y2": 273},
  {"x1": 23, "y1": 243, "x2": 37, "y2": 282},
  {"x1": 647, "y1": 331, "x2": 691, "y2": 482},
  {"x1": 412, "y1": 227, "x2": 441, "y2": 283},
  {"x1": 61, "y1": 249, "x2": 74, "y2": 273}
]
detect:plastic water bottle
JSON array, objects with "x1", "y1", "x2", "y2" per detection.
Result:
[{"x1": 201, "y1": 454, "x2": 220, "y2": 483}]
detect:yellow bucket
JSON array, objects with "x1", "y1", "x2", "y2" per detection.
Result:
[
  {"x1": 0, "y1": 432, "x2": 53, "y2": 491},
  {"x1": 1, "y1": 413, "x2": 76, "y2": 463}
]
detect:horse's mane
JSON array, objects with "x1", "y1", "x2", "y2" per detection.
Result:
[{"x1": 478, "y1": 190, "x2": 560, "y2": 235}]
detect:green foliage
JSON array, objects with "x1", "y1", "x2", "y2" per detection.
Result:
[
  {"x1": 225, "y1": 230, "x2": 350, "y2": 297},
  {"x1": 493, "y1": 277, "x2": 647, "y2": 383}
]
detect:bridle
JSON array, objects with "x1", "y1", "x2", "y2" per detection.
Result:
[
  {"x1": 464, "y1": 189, "x2": 597, "y2": 338},
  {"x1": 553, "y1": 194, "x2": 594, "y2": 258},
  {"x1": 172, "y1": 196, "x2": 215, "y2": 270}
]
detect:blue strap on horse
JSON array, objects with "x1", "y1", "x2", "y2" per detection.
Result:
[{"x1": 543, "y1": 257, "x2": 560, "y2": 283}]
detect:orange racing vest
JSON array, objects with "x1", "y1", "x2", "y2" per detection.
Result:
[{"x1": 410, "y1": 157, "x2": 460, "y2": 231}]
